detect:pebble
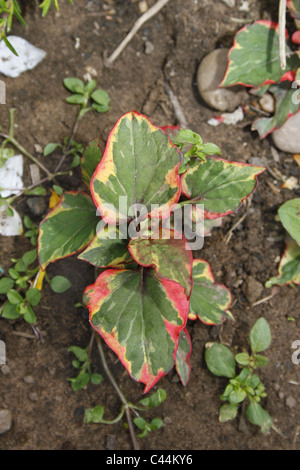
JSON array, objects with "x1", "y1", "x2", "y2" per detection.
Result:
[
  {"x1": 29, "y1": 392, "x2": 38, "y2": 402},
  {"x1": 0, "y1": 409, "x2": 12, "y2": 435},
  {"x1": 26, "y1": 196, "x2": 47, "y2": 217},
  {"x1": 0, "y1": 364, "x2": 10, "y2": 375},
  {"x1": 144, "y1": 40, "x2": 155, "y2": 55},
  {"x1": 272, "y1": 112, "x2": 300, "y2": 153},
  {"x1": 259, "y1": 93, "x2": 275, "y2": 114},
  {"x1": 23, "y1": 375, "x2": 34, "y2": 384},
  {"x1": 286, "y1": 396, "x2": 296, "y2": 409},
  {"x1": 197, "y1": 48, "x2": 248, "y2": 112},
  {"x1": 242, "y1": 276, "x2": 263, "y2": 304}
]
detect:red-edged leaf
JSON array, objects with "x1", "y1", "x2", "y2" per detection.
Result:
[
  {"x1": 266, "y1": 240, "x2": 300, "y2": 287},
  {"x1": 181, "y1": 157, "x2": 265, "y2": 219},
  {"x1": 175, "y1": 328, "x2": 192, "y2": 386},
  {"x1": 189, "y1": 259, "x2": 233, "y2": 325},
  {"x1": 252, "y1": 82, "x2": 300, "y2": 138},
  {"x1": 292, "y1": 30, "x2": 300, "y2": 45},
  {"x1": 128, "y1": 228, "x2": 193, "y2": 297},
  {"x1": 288, "y1": 0, "x2": 300, "y2": 19},
  {"x1": 38, "y1": 192, "x2": 98, "y2": 270},
  {"x1": 85, "y1": 268, "x2": 189, "y2": 393},
  {"x1": 90, "y1": 111, "x2": 181, "y2": 224},
  {"x1": 220, "y1": 21, "x2": 300, "y2": 87}
]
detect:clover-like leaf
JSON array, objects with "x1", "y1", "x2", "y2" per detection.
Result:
[
  {"x1": 84, "y1": 268, "x2": 189, "y2": 393},
  {"x1": 220, "y1": 21, "x2": 300, "y2": 87},
  {"x1": 90, "y1": 112, "x2": 181, "y2": 224},
  {"x1": 181, "y1": 157, "x2": 265, "y2": 219},
  {"x1": 189, "y1": 260, "x2": 233, "y2": 325},
  {"x1": 38, "y1": 192, "x2": 98, "y2": 270}
]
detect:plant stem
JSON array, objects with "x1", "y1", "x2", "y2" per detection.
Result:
[
  {"x1": 95, "y1": 334, "x2": 140, "y2": 450},
  {"x1": 54, "y1": 111, "x2": 81, "y2": 173}
]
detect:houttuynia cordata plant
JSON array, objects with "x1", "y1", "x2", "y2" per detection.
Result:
[{"x1": 37, "y1": 111, "x2": 265, "y2": 393}]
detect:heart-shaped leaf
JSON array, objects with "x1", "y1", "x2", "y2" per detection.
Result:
[
  {"x1": 181, "y1": 157, "x2": 265, "y2": 219},
  {"x1": 90, "y1": 111, "x2": 182, "y2": 224},
  {"x1": 220, "y1": 21, "x2": 300, "y2": 87},
  {"x1": 128, "y1": 229, "x2": 193, "y2": 297},
  {"x1": 84, "y1": 268, "x2": 189, "y2": 393},
  {"x1": 175, "y1": 328, "x2": 192, "y2": 386},
  {"x1": 189, "y1": 259, "x2": 233, "y2": 325},
  {"x1": 38, "y1": 192, "x2": 98, "y2": 270}
]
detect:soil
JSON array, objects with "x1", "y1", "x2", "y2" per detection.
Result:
[{"x1": 0, "y1": 0, "x2": 300, "y2": 451}]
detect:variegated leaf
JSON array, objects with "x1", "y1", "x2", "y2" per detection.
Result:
[
  {"x1": 220, "y1": 21, "x2": 300, "y2": 87},
  {"x1": 78, "y1": 225, "x2": 131, "y2": 268},
  {"x1": 128, "y1": 229, "x2": 193, "y2": 297},
  {"x1": 266, "y1": 241, "x2": 300, "y2": 287},
  {"x1": 38, "y1": 192, "x2": 98, "y2": 270},
  {"x1": 90, "y1": 111, "x2": 181, "y2": 224},
  {"x1": 85, "y1": 268, "x2": 189, "y2": 393},
  {"x1": 181, "y1": 157, "x2": 265, "y2": 219},
  {"x1": 189, "y1": 259, "x2": 233, "y2": 325},
  {"x1": 175, "y1": 327, "x2": 192, "y2": 386}
]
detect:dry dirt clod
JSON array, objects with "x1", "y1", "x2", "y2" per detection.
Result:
[
  {"x1": 0, "y1": 409, "x2": 12, "y2": 435},
  {"x1": 197, "y1": 48, "x2": 248, "y2": 112},
  {"x1": 242, "y1": 276, "x2": 263, "y2": 304},
  {"x1": 272, "y1": 112, "x2": 300, "y2": 154}
]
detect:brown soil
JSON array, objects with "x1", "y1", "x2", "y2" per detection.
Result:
[{"x1": 0, "y1": 0, "x2": 299, "y2": 451}]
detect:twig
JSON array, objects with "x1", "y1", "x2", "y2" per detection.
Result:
[
  {"x1": 54, "y1": 112, "x2": 81, "y2": 173},
  {"x1": 279, "y1": 0, "x2": 287, "y2": 70},
  {"x1": 164, "y1": 80, "x2": 188, "y2": 128},
  {"x1": 225, "y1": 196, "x2": 252, "y2": 244},
  {"x1": 95, "y1": 334, "x2": 140, "y2": 450},
  {"x1": 105, "y1": 0, "x2": 170, "y2": 66}
]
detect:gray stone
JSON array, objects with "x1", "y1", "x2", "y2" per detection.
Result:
[
  {"x1": 26, "y1": 196, "x2": 47, "y2": 216},
  {"x1": 286, "y1": 396, "x2": 296, "y2": 408},
  {"x1": 0, "y1": 364, "x2": 10, "y2": 375},
  {"x1": 29, "y1": 392, "x2": 38, "y2": 402},
  {"x1": 0, "y1": 409, "x2": 12, "y2": 435},
  {"x1": 197, "y1": 48, "x2": 248, "y2": 112},
  {"x1": 23, "y1": 375, "x2": 34, "y2": 384},
  {"x1": 272, "y1": 112, "x2": 300, "y2": 154}
]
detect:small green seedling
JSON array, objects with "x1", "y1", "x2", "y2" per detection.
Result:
[
  {"x1": 205, "y1": 317, "x2": 273, "y2": 434},
  {"x1": 63, "y1": 77, "x2": 110, "y2": 119},
  {"x1": 68, "y1": 345, "x2": 103, "y2": 391}
]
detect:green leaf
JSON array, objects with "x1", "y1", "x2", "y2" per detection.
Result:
[
  {"x1": 91, "y1": 89, "x2": 110, "y2": 106},
  {"x1": 128, "y1": 229, "x2": 193, "y2": 297},
  {"x1": 91, "y1": 373, "x2": 103, "y2": 385},
  {"x1": 173, "y1": 129, "x2": 203, "y2": 147},
  {"x1": 246, "y1": 401, "x2": 272, "y2": 434},
  {"x1": 266, "y1": 240, "x2": 300, "y2": 287},
  {"x1": 52, "y1": 185, "x2": 63, "y2": 197},
  {"x1": 70, "y1": 155, "x2": 80, "y2": 168},
  {"x1": 252, "y1": 84, "x2": 300, "y2": 138},
  {"x1": 236, "y1": 367, "x2": 251, "y2": 385},
  {"x1": 0, "y1": 277, "x2": 15, "y2": 294},
  {"x1": 25, "y1": 288, "x2": 41, "y2": 307},
  {"x1": 24, "y1": 187, "x2": 47, "y2": 196},
  {"x1": 175, "y1": 328, "x2": 192, "y2": 386},
  {"x1": 80, "y1": 138, "x2": 103, "y2": 187},
  {"x1": 228, "y1": 389, "x2": 247, "y2": 405},
  {"x1": 68, "y1": 372, "x2": 90, "y2": 391},
  {"x1": 91, "y1": 111, "x2": 181, "y2": 224},
  {"x1": 63, "y1": 77, "x2": 85, "y2": 94},
  {"x1": 201, "y1": 143, "x2": 221, "y2": 155},
  {"x1": 254, "y1": 354, "x2": 269, "y2": 367},
  {"x1": 189, "y1": 260, "x2": 233, "y2": 325},
  {"x1": 278, "y1": 198, "x2": 300, "y2": 245},
  {"x1": 66, "y1": 94, "x2": 86, "y2": 105},
  {"x1": 78, "y1": 225, "x2": 130, "y2": 268},
  {"x1": 246, "y1": 374, "x2": 261, "y2": 389},
  {"x1": 219, "y1": 403, "x2": 238, "y2": 422},
  {"x1": 38, "y1": 192, "x2": 99, "y2": 270},
  {"x1": 84, "y1": 79, "x2": 97, "y2": 94},
  {"x1": 22, "y1": 249, "x2": 37, "y2": 267},
  {"x1": 7, "y1": 289, "x2": 23, "y2": 305},
  {"x1": 50, "y1": 275, "x2": 71, "y2": 293},
  {"x1": 84, "y1": 405, "x2": 105, "y2": 423},
  {"x1": 205, "y1": 343, "x2": 236, "y2": 378},
  {"x1": 249, "y1": 318, "x2": 271, "y2": 353},
  {"x1": 181, "y1": 157, "x2": 265, "y2": 219},
  {"x1": 1, "y1": 302, "x2": 20, "y2": 320},
  {"x1": 43, "y1": 143, "x2": 60, "y2": 156},
  {"x1": 68, "y1": 345, "x2": 88, "y2": 363},
  {"x1": 85, "y1": 268, "x2": 189, "y2": 393},
  {"x1": 23, "y1": 306, "x2": 36, "y2": 324},
  {"x1": 235, "y1": 352, "x2": 250, "y2": 366},
  {"x1": 221, "y1": 21, "x2": 300, "y2": 87},
  {"x1": 139, "y1": 389, "x2": 167, "y2": 408}
]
